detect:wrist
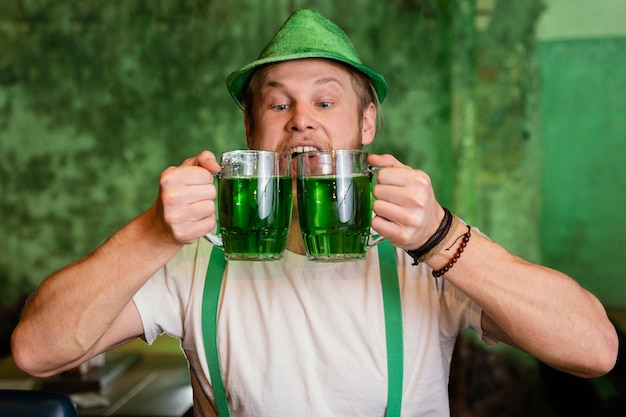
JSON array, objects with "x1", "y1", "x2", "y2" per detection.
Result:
[
  {"x1": 404, "y1": 207, "x2": 454, "y2": 265},
  {"x1": 426, "y1": 222, "x2": 472, "y2": 277}
]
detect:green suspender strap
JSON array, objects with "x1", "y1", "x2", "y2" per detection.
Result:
[
  {"x1": 201, "y1": 240, "x2": 404, "y2": 417},
  {"x1": 378, "y1": 240, "x2": 405, "y2": 417},
  {"x1": 202, "y1": 247, "x2": 231, "y2": 417}
]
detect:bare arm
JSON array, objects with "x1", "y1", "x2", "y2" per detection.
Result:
[
  {"x1": 369, "y1": 153, "x2": 618, "y2": 378},
  {"x1": 11, "y1": 151, "x2": 221, "y2": 377},
  {"x1": 433, "y1": 222, "x2": 617, "y2": 378}
]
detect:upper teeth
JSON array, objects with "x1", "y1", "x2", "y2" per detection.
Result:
[{"x1": 291, "y1": 146, "x2": 317, "y2": 154}]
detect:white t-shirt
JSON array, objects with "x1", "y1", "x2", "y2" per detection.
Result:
[{"x1": 133, "y1": 238, "x2": 486, "y2": 417}]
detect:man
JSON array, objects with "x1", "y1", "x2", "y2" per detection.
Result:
[{"x1": 11, "y1": 9, "x2": 617, "y2": 417}]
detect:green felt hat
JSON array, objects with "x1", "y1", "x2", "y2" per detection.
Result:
[{"x1": 226, "y1": 9, "x2": 388, "y2": 109}]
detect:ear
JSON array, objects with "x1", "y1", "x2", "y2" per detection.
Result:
[{"x1": 360, "y1": 102, "x2": 377, "y2": 146}]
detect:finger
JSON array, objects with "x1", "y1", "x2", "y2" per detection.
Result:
[
  {"x1": 368, "y1": 153, "x2": 410, "y2": 169},
  {"x1": 373, "y1": 196, "x2": 424, "y2": 231},
  {"x1": 169, "y1": 216, "x2": 218, "y2": 244},
  {"x1": 374, "y1": 167, "x2": 414, "y2": 188},
  {"x1": 197, "y1": 151, "x2": 222, "y2": 173},
  {"x1": 165, "y1": 199, "x2": 217, "y2": 228},
  {"x1": 181, "y1": 151, "x2": 221, "y2": 174},
  {"x1": 374, "y1": 168, "x2": 433, "y2": 199},
  {"x1": 189, "y1": 200, "x2": 217, "y2": 233},
  {"x1": 374, "y1": 180, "x2": 429, "y2": 209},
  {"x1": 161, "y1": 165, "x2": 216, "y2": 189},
  {"x1": 370, "y1": 214, "x2": 413, "y2": 249},
  {"x1": 163, "y1": 198, "x2": 218, "y2": 243},
  {"x1": 159, "y1": 170, "x2": 218, "y2": 223}
]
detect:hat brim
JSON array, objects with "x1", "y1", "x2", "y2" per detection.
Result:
[{"x1": 226, "y1": 53, "x2": 388, "y2": 109}]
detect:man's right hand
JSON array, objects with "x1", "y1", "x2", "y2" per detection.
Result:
[
  {"x1": 156, "y1": 150, "x2": 222, "y2": 244},
  {"x1": 11, "y1": 150, "x2": 222, "y2": 377}
]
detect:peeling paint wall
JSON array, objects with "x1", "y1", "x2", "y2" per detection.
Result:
[
  {"x1": 0, "y1": 0, "x2": 453, "y2": 305},
  {"x1": 538, "y1": 38, "x2": 626, "y2": 307},
  {"x1": 537, "y1": 0, "x2": 626, "y2": 307},
  {"x1": 0, "y1": 0, "x2": 623, "y2": 311}
]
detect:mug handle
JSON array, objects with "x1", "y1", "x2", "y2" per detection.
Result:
[
  {"x1": 367, "y1": 232, "x2": 385, "y2": 248},
  {"x1": 205, "y1": 231, "x2": 223, "y2": 248},
  {"x1": 204, "y1": 172, "x2": 224, "y2": 249},
  {"x1": 367, "y1": 165, "x2": 387, "y2": 249}
]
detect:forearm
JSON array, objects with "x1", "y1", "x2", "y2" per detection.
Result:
[
  {"x1": 11, "y1": 205, "x2": 184, "y2": 375},
  {"x1": 429, "y1": 221, "x2": 618, "y2": 378}
]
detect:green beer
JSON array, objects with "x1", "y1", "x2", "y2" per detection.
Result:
[
  {"x1": 297, "y1": 174, "x2": 373, "y2": 260},
  {"x1": 218, "y1": 176, "x2": 292, "y2": 259}
]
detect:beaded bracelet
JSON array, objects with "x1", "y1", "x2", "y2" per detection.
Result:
[
  {"x1": 405, "y1": 207, "x2": 453, "y2": 266},
  {"x1": 432, "y1": 225, "x2": 471, "y2": 278}
]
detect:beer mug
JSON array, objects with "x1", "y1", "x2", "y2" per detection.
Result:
[
  {"x1": 296, "y1": 149, "x2": 383, "y2": 261},
  {"x1": 206, "y1": 150, "x2": 292, "y2": 261}
]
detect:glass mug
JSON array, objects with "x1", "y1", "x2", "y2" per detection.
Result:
[
  {"x1": 296, "y1": 149, "x2": 383, "y2": 261},
  {"x1": 206, "y1": 150, "x2": 292, "y2": 261}
]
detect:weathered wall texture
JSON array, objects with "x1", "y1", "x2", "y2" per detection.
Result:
[
  {"x1": 536, "y1": 0, "x2": 626, "y2": 307},
  {"x1": 1, "y1": 0, "x2": 623, "y2": 312},
  {"x1": 0, "y1": 0, "x2": 455, "y2": 304},
  {"x1": 452, "y1": 0, "x2": 544, "y2": 265},
  {"x1": 538, "y1": 37, "x2": 626, "y2": 307}
]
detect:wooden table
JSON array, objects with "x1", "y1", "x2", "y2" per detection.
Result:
[{"x1": 0, "y1": 337, "x2": 193, "y2": 417}]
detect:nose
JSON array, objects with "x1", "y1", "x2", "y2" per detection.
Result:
[{"x1": 288, "y1": 103, "x2": 317, "y2": 132}]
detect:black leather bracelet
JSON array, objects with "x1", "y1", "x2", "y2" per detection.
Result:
[{"x1": 405, "y1": 207, "x2": 453, "y2": 266}]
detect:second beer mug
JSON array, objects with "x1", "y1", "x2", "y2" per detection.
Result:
[
  {"x1": 296, "y1": 149, "x2": 383, "y2": 261},
  {"x1": 206, "y1": 150, "x2": 292, "y2": 261}
]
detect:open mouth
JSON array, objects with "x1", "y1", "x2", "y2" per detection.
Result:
[{"x1": 290, "y1": 145, "x2": 317, "y2": 158}]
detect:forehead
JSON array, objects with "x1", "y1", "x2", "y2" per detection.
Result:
[{"x1": 256, "y1": 58, "x2": 354, "y2": 88}]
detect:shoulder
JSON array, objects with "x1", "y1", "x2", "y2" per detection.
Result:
[{"x1": 133, "y1": 239, "x2": 216, "y2": 340}]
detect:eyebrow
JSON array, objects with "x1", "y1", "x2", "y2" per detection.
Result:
[
  {"x1": 262, "y1": 76, "x2": 345, "y2": 91},
  {"x1": 315, "y1": 76, "x2": 344, "y2": 88}
]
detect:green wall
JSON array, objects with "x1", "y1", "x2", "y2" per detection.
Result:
[
  {"x1": 538, "y1": 37, "x2": 626, "y2": 307},
  {"x1": 2, "y1": 0, "x2": 622, "y2": 313},
  {"x1": 0, "y1": 0, "x2": 455, "y2": 305}
]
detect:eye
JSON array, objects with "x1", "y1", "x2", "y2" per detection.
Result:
[
  {"x1": 317, "y1": 101, "x2": 333, "y2": 109},
  {"x1": 273, "y1": 104, "x2": 290, "y2": 111}
]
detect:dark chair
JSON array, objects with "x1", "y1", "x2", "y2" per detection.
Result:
[{"x1": 0, "y1": 389, "x2": 79, "y2": 417}]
